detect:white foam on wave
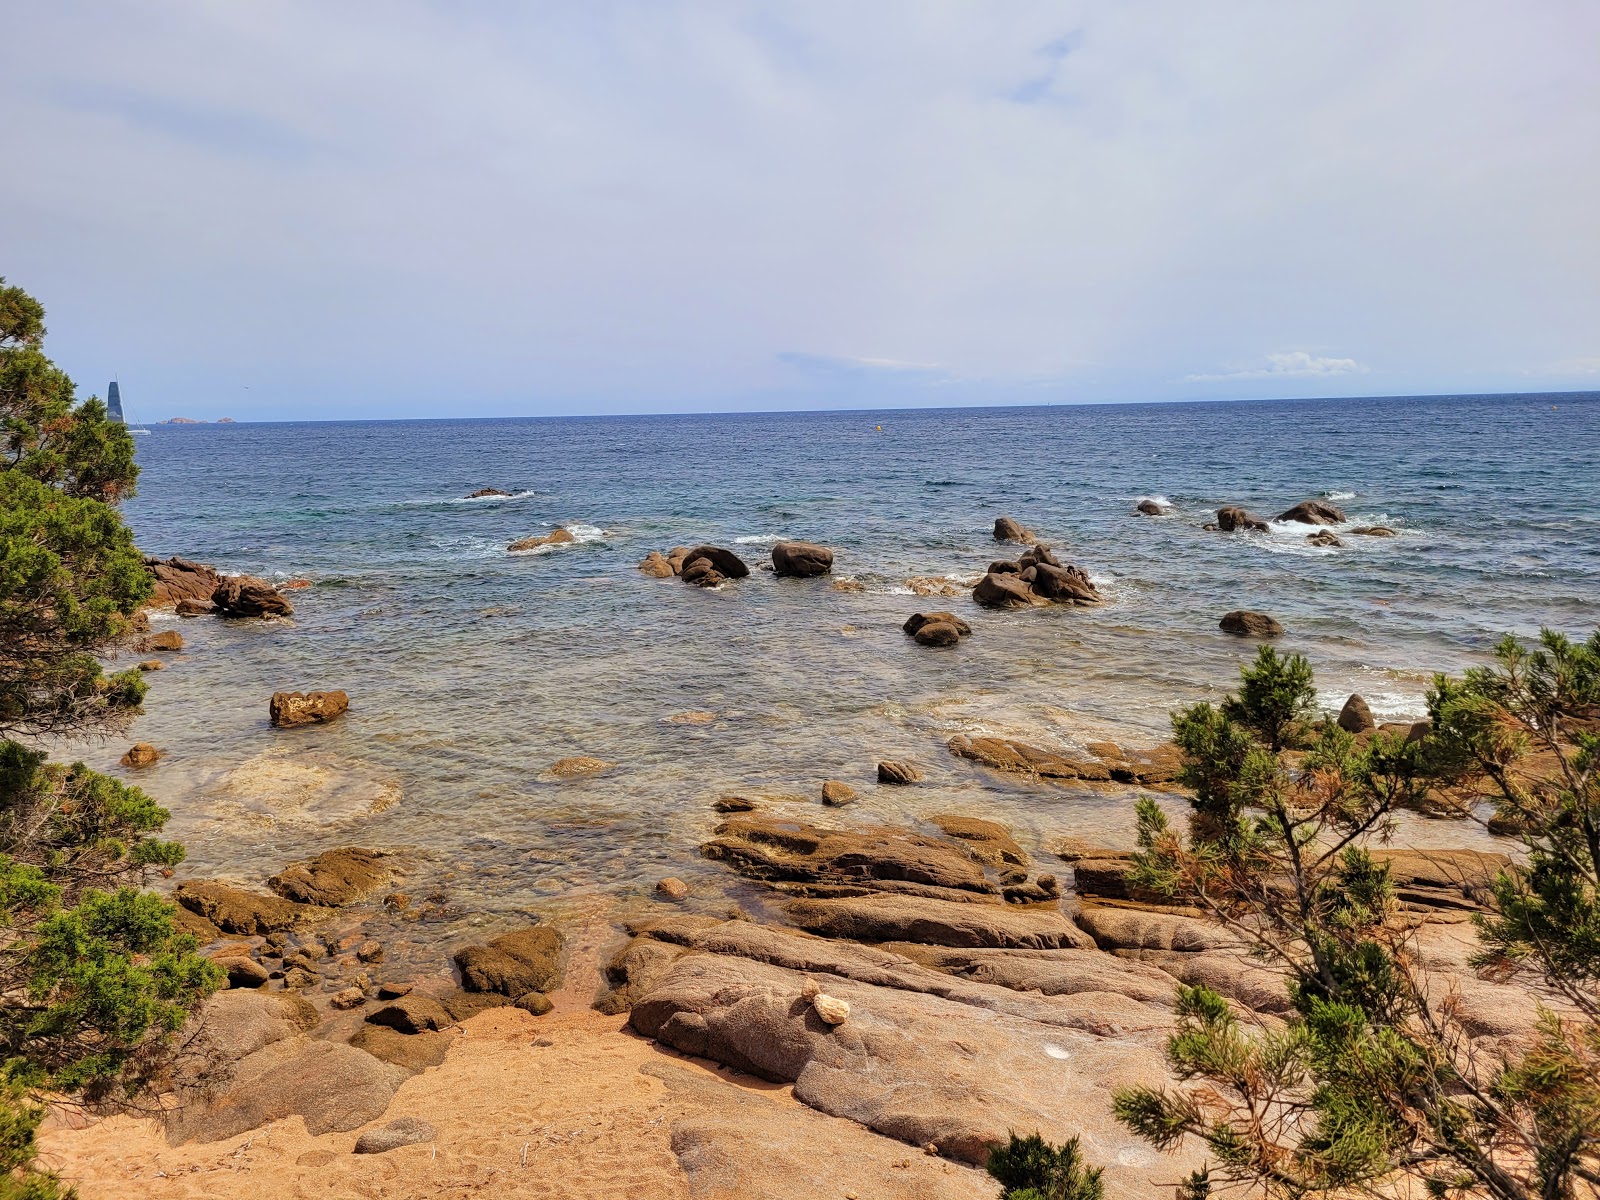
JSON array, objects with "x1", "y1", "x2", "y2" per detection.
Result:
[
  {"x1": 453, "y1": 489, "x2": 537, "y2": 504},
  {"x1": 506, "y1": 523, "x2": 607, "y2": 556},
  {"x1": 733, "y1": 533, "x2": 785, "y2": 545},
  {"x1": 1325, "y1": 490, "x2": 1358, "y2": 501},
  {"x1": 1316, "y1": 687, "x2": 1426, "y2": 724}
]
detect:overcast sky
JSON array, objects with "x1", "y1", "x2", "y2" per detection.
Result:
[{"x1": 4, "y1": 2, "x2": 1598, "y2": 421}]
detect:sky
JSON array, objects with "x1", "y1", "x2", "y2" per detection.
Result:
[{"x1": 3, "y1": 1, "x2": 1598, "y2": 421}]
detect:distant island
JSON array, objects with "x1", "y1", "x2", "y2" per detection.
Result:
[{"x1": 160, "y1": 417, "x2": 236, "y2": 424}]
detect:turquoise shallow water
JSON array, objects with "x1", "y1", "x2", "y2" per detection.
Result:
[{"x1": 92, "y1": 393, "x2": 1600, "y2": 971}]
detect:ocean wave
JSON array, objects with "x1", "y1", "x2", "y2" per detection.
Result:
[
  {"x1": 507, "y1": 523, "x2": 607, "y2": 556},
  {"x1": 733, "y1": 533, "x2": 786, "y2": 545},
  {"x1": 1324, "y1": 490, "x2": 1358, "y2": 501},
  {"x1": 402, "y1": 489, "x2": 538, "y2": 508}
]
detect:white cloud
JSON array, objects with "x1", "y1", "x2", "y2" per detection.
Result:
[{"x1": 1185, "y1": 352, "x2": 1369, "y2": 383}]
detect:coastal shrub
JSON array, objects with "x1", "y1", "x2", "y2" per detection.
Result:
[
  {"x1": 986, "y1": 1132, "x2": 1103, "y2": 1200},
  {"x1": 1113, "y1": 639, "x2": 1600, "y2": 1198},
  {"x1": 0, "y1": 279, "x2": 218, "y2": 1196}
]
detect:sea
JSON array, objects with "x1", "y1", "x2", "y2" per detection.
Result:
[{"x1": 97, "y1": 392, "x2": 1600, "y2": 974}]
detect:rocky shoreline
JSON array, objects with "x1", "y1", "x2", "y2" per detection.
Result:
[{"x1": 48, "y1": 509, "x2": 1544, "y2": 1199}]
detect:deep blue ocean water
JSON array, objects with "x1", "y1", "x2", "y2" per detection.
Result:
[{"x1": 105, "y1": 393, "x2": 1600, "y2": 967}]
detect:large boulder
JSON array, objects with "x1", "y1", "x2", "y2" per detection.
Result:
[
  {"x1": 1135, "y1": 499, "x2": 1166, "y2": 516},
  {"x1": 903, "y1": 612, "x2": 972, "y2": 638},
  {"x1": 269, "y1": 690, "x2": 349, "y2": 727},
  {"x1": 1277, "y1": 499, "x2": 1347, "y2": 525},
  {"x1": 680, "y1": 558, "x2": 727, "y2": 587},
  {"x1": 143, "y1": 555, "x2": 221, "y2": 607},
  {"x1": 453, "y1": 925, "x2": 563, "y2": 996},
  {"x1": 212, "y1": 576, "x2": 294, "y2": 618},
  {"x1": 682, "y1": 546, "x2": 750, "y2": 579},
  {"x1": 1029, "y1": 562, "x2": 1101, "y2": 605},
  {"x1": 638, "y1": 551, "x2": 676, "y2": 577},
  {"x1": 972, "y1": 570, "x2": 1049, "y2": 609},
  {"x1": 269, "y1": 847, "x2": 392, "y2": 906},
  {"x1": 1219, "y1": 610, "x2": 1284, "y2": 637},
  {"x1": 992, "y1": 516, "x2": 1034, "y2": 543},
  {"x1": 1337, "y1": 694, "x2": 1376, "y2": 734},
  {"x1": 771, "y1": 541, "x2": 834, "y2": 577},
  {"x1": 1215, "y1": 506, "x2": 1269, "y2": 532}
]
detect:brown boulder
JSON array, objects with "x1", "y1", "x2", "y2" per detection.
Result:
[
  {"x1": 1337, "y1": 694, "x2": 1376, "y2": 734},
  {"x1": 269, "y1": 847, "x2": 392, "y2": 906},
  {"x1": 992, "y1": 516, "x2": 1034, "y2": 543},
  {"x1": 212, "y1": 576, "x2": 293, "y2": 618},
  {"x1": 927, "y1": 815, "x2": 1028, "y2": 880},
  {"x1": 508, "y1": 527, "x2": 576, "y2": 552},
  {"x1": 1029, "y1": 561, "x2": 1102, "y2": 605},
  {"x1": 912, "y1": 621, "x2": 962, "y2": 647},
  {"x1": 1307, "y1": 530, "x2": 1343, "y2": 547},
  {"x1": 347, "y1": 1024, "x2": 454, "y2": 1074},
  {"x1": 679, "y1": 558, "x2": 727, "y2": 587},
  {"x1": 453, "y1": 925, "x2": 563, "y2": 996},
  {"x1": 174, "y1": 598, "x2": 214, "y2": 616},
  {"x1": 143, "y1": 555, "x2": 221, "y2": 607},
  {"x1": 466, "y1": 487, "x2": 511, "y2": 498},
  {"x1": 1277, "y1": 499, "x2": 1346, "y2": 525},
  {"x1": 682, "y1": 545, "x2": 750, "y2": 579},
  {"x1": 1135, "y1": 499, "x2": 1165, "y2": 515},
  {"x1": 269, "y1": 690, "x2": 349, "y2": 727},
  {"x1": 1219, "y1": 610, "x2": 1283, "y2": 637},
  {"x1": 946, "y1": 735, "x2": 1106, "y2": 781},
  {"x1": 902, "y1": 611, "x2": 972, "y2": 638},
  {"x1": 1215, "y1": 506, "x2": 1269, "y2": 532},
  {"x1": 1352, "y1": 525, "x2": 1398, "y2": 537},
  {"x1": 140, "y1": 630, "x2": 184, "y2": 652},
  {"x1": 820, "y1": 780, "x2": 857, "y2": 807},
  {"x1": 972, "y1": 570, "x2": 1049, "y2": 609},
  {"x1": 771, "y1": 541, "x2": 834, "y2": 577},
  {"x1": 120, "y1": 742, "x2": 162, "y2": 768},
  {"x1": 365, "y1": 994, "x2": 453, "y2": 1034},
  {"x1": 876, "y1": 761, "x2": 923, "y2": 785},
  {"x1": 176, "y1": 881, "x2": 320, "y2": 935},
  {"x1": 355, "y1": 1115, "x2": 437, "y2": 1154},
  {"x1": 638, "y1": 550, "x2": 675, "y2": 577}
]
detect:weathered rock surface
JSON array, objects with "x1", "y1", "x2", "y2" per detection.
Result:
[
  {"x1": 786, "y1": 893, "x2": 1092, "y2": 950},
  {"x1": 1219, "y1": 609, "x2": 1283, "y2": 637},
  {"x1": 771, "y1": 541, "x2": 834, "y2": 577},
  {"x1": 1352, "y1": 525, "x2": 1398, "y2": 537},
  {"x1": 144, "y1": 555, "x2": 221, "y2": 607},
  {"x1": 972, "y1": 569, "x2": 1049, "y2": 608},
  {"x1": 703, "y1": 815, "x2": 992, "y2": 894},
  {"x1": 927, "y1": 815, "x2": 1028, "y2": 879},
  {"x1": 1338, "y1": 693, "x2": 1376, "y2": 734},
  {"x1": 1215, "y1": 506, "x2": 1269, "y2": 532},
  {"x1": 975, "y1": 545, "x2": 1101, "y2": 609},
  {"x1": 454, "y1": 925, "x2": 563, "y2": 996},
  {"x1": 366, "y1": 994, "x2": 453, "y2": 1034},
  {"x1": 174, "y1": 598, "x2": 214, "y2": 616},
  {"x1": 638, "y1": 550, "x2": 675, "y2": 577},
  {"x1": 212, "y1": 575, "x2": 293, "y2": 618},
  {"x1": 347, "y1": 1023, "x2": 454, "y2": 1074},
  {"x1": 1277, "y1": 499, "x2": 1347, "y2": 525},
  {"x1": 269, "y1": 847, "x2": 392, "y2": 906},
  {"x1": 992, "y1": 516, "x2": 1034, "y2": 543},
  {"x1": 903, "y1": 610, "x2": 972, "y2": 637},
  {"x1": 466, "y1": 487, "x2": 511, "y2": 498},
  {"x1": 876, "y1": 760, "x2": 923, "y2": 785},
  {"x1": 176, "y1": 881, "x2": 321, "y2": 935},
  {"x1": 354, "y1": 1115, "x2": 437, "y2": 1154},
  {"x1": 1307, "y1": 529, "x2": 1344, "y2": 547},
  {"x1": 820, "y1": 780, "x2": 857, "y2": 807},
  {"x1": 140, "y1": 630, "x2": 184, "y2": 652},
  {"x1": 682, "y1": 545, "x2": 750, "y2": 579},
  {"x1": 269, "y1": 689, "x2": 349, "y2": 727},
  {"x1": 508, "y1": 527, "x2": 576, "y2": 552},
  {"x1": 120, "y1": 742, "x2": 162, "y2": 768}
]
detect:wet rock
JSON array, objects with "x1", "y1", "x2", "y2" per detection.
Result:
[
  {"x1": 212, "y1": 575, "x2": 294, "y2": 618},
  {"x1": 679, "y1": 558, "x2": 726, "y2": 587},
  {"x1": 831, "y1": 578, "x2": 867, "y2": 593},
  {"x1": 1135, "y1": 499, "x2": 1166, "y2": 515},
  {"x1": 354, "y1": 1115, "x2": 437, "y2": 1155},
  {"x1": 786, "y1": 893, "x2": 1092, "y2": 950},
  {"x1": 357, "y1": 939, "x2": 384, "y2": 963},
  {"x1": 268, "y1": 690, "x2": 348, "y2": 728},
  {"x1": 120, "y1": 742, "x2": 162, "y2": 768},
  {"x1": 140, "y1": 630, "x2": 184, "y2": 652},
  {"x1": 176, "y1": 881, "x2": 320, "y2": 935},
  {"x1": 438, "y1": 989, "x2": 512, "y2": 1021},
  {"x1": 466, "y1": 487, "x2": 511, "y2": 498},
  {"x1": 1307, "y1": 530, "x2": 1344, "y2": 547},
  {"x1": 992, "y1": 516, "x2": 1034, "y2": 543},
  {"x1": 946, "y1": 735, "x2": 1106, "y2": 781},
  {"x1": 905, "y1": 576, "x2": 962, "y2": 597},
  {"x1": 820, "y1": 781, "x2": 857, "y2": 807},
  {"x1": 144, "y1": 555, "x2": 223, "y2": 607},
  {"x1": 656, "y1": 877, "x2": 690, "y2": 901},
  {"x1": 549, "y1": 755, "x2": 612, "y2": 777},
  {"x1": 269, "y1": 847, "x2": 391, "y2": 906},
  {"x1": 453, "y1": 925, "x2": 563, "y2": 996},
  {"x1": 366, "y1": 994, "x2": 453, "y2": 1034},
  {"x1": 902, "y1": 610, "x2": 972, "y2": 637},
  {"x1": 1337, "y1": 694, "x2": 1376, "y2": 734},
  {"x1": 1029, "y1": 561, "x2": 1102, "y2": 604},
  {"x1": 713, "y1": 795, "x2": 757, "y2": 813},
  {"x1": 1277, "y1": 499, "x2": 1347, "y2": 525},
  {"x1": 329, "y1": 987, "x2": 366, "y2": 1010},
  {"x1": 927, "y1": 815, "x2": 1028, "y2": 880},
  {"x1": 137, "y1": 659, "x2": 164, "y2": 672},
  {"x1": 639, "y1": 550, "x2": 675, "y2": 577},
  {"x1": 283, "y1": 966, "x2": 317, "y2": 990},
  {"x1": 508, "y1": 527, "x2": 575, "y2": 552},
  {"x1": 682, "y1": 545, "x2": 750, "y2": 579},
  {"x1": 703, "y1": 815, "x2": 992, "y2": 894},
  {"x1": 174, "y1": 598, "x2": 214, "y2": 616},
  {"x1": 1352, "y1": 525, "x2": 1398, "y2": 537},
  {"x1": 912, "y1": 621, "x2": 962, "y2": 647},
  {"x1": 1219, "y1": 610, "x2": 1283, "y2": 637},
  {"x1": 876, "y1": 761, "x2": 923, "y2": 785},
  {"x1": 1215, "y1": 506, "x2": 1269, "y2": 532},
  {"x1": 972, "y1": 570, "x2": 1049, "y2": 609},
  {"x1": 376, "y1": 982, "x2": 413, "y2": 1000},
  {"x1": 771, "y1": 541, "x2": 834, "y2": 577}
]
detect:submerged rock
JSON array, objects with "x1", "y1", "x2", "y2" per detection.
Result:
[
  {"x1": 508, "y1": 527, "x2": 576, "y2": 552},
  {"x1": 269, "y1": 690, "x2": 349, "y2": 727},
  {"x1": 820, "y1": 780, "x2": 857, "y2": 807},
  {"x1": 269, "y1": 847, "x2": 392, "y2": 906},
  {"x1": 1135, "y1": 499, "x2": 1166, "y2": 515},
  {"x1": 1307, "y1": 529, "x2": 1344, "y2": 547},
  {"x1": 176, "y1": 881, "x2": 321, "y2": 935},
  {"x1": 466, "y1": 487, "x2": 511, "y2": 498},
  {"x1": 1352, "y1": 525, "x2": 1398, "y2": 537},
  {"x1": 1219, "y1": 610, "x2": 1284, "y2": 637},
  {"x1": 876, "y1": 761, "x2": 923, "y2": 785},
  {"x1": 549, "y1": 756, "x2": 612, "y2": 777},
  {"x1": 120, "y1": 742, "x2": 162, "y2": 768},
  {"x1": 212, "y1": 575, "x2": 294, "y2": 618},
  {"x1": 771, "y1": 541, "x2": 834, "y2": 577}
]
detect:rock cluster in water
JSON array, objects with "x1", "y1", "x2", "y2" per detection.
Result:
[
  {"x1": 638, "y1": 544, "x2": 750, "y2": 587},
  {"x1": 973, "y1": 543, "x2": 1102, "y2": 608}
]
